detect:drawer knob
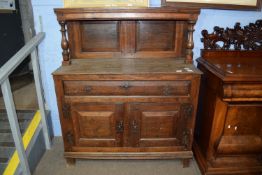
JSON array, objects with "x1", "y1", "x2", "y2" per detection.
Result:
[
  {"x1": 84, "y1": 86, "x2": 92, "y2": 93},
  {"x1": 163, "y1": 86, "x2": 171, "y2": 96},
  {"x1": 120, "y1": 82, "x2": 131, "y2": 90}
]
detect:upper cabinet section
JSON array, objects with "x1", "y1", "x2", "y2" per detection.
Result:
[
  {"x1": 54, "y1": 8, "x2": 199, "y2": 21},
  {"x1": 54, "y1": 8, "x2": 200, "y2": 65}
]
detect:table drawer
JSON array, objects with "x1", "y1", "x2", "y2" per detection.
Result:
[
  {"x1": 223, "y1": 84, "x2": 262, "y2": 100},
  {"x1": 63, "y1": 80, "x2": 191, "y2": 96}
]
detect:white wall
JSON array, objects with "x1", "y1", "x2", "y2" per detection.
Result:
[{"x1": 32, "y1": 0, "x2": 262, "y2": 136}]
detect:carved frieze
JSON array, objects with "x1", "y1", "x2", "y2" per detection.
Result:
[{"x1": 202, "y1": 20, "x2": 262, "y2": 50}]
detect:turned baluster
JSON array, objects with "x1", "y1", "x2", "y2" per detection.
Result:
[
  {"x1": 186, "y1": 20, "x2": 196, "y2": 64},
  {"x1": 59, "y1": 21, "x2": 71, "y2": 65}
]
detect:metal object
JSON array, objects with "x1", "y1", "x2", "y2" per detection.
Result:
[
  {"x1": 131, "y1": 120, "x2": 139, "y2": 133},
  {"x1": 163, "y1": 86, "x2": 171, "y2": 96},
  {"x1": 1, "y1": 80, "x2": 31, "y2": 175},
  {"x1": 0, "y1": 0, "x2": 16, "y2": 11},
  {"x1": 120, "y1": 82, "x2": 131, "y2": 89},
  {"x1": 31, "y1": 49, "x2": 51, "y2": 149},
  {"x1": 0, "y1": 32, "x2": 50, "y2": 175},
  {"x1": 182, "y1": 130, "x2": 190, "y2": 150},
  {"x1": 181, "y1": 103, "x2": 193, "y2": 119},
  {"x1": 84, "y1": 86, "x2": 92, "y2": 93},
  {"x1": 66, "y1": 132, "x2": 74, "y2": 145},
  {"x1": 62, "y1": 104, "x2": 70, "y2": 119},
  {"x1": 116, "y1": 121, "x2": 124, "y2": 133},
  {"x1": 0, "y1": 33, "x2": 45, "y2": 85}
]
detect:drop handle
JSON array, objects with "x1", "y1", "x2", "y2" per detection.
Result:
[
  {"x1": 131, "y1": 120, "x2": 139, "y2": 133},
  {"x1": 84, "y1": 86, "x2": 92, "y2": 93},
  {"x1": 116, "y1": 121, "x2": 124, "y2": 133},
  {"x1": 120, "y1": 82, "x2": 131, "y2": 89}
]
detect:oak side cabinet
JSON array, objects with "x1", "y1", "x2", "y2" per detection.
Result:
[{"x1": 53, "y1": 7, "x2": 201, "y2": 166}]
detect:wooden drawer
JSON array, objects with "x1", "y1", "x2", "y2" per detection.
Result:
[
  {"x1": 223, "y1": 84, "x2": 262, "y2": 101},
  {"x1": 63, "y1": 80, "x2": 191, "y2": 96}
]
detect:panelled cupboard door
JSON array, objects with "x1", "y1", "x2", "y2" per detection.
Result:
[
  {"x1": 126, "y1": 103, "x2": 192, "y2": 148},
  {"x1": 71, "y1": 103, "x2": 124, "y2": 147},
  {"x1": 216, "y1": 104, "x2": 262, "y2": 155}
]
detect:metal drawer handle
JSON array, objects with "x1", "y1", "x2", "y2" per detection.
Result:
[
  {"x1": 120, "y1": 82, "x2": 131, "y2": 89},
  {"x1": 84, "y1": 86, "x2": 92, "y2": 93},
  {"x1": 163, "y1": 86, "x2": 172, "y2": 96},
  {"x1": 116, "y1": 121, "x2": 124, "y2": 133},
  {"x1": 131, "y1": 120, "x2": 139, "y2": 133}
]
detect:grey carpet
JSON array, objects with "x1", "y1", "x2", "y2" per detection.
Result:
[{"x1": 34, "y1": 137, "x2": 201, "y2": 175}]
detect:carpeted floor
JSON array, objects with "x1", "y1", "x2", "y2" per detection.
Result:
[{"x1": 34, "y1": 137, "x2": 201, "y2": 175}]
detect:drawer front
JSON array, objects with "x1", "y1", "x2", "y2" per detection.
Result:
[
  {"x1": 63, "y1": 80, "x2": 191, "y2": 96},
  {"x1": 223, "y1": 84, "x2": 262, "y2": 100}
]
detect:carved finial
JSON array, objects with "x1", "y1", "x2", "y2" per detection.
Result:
[
  {"x1": 201, "y1": 19, "x2": 262, "y2": 51},
  {"x1": 186, "y1": 20, "x2": 196, "y2": 64},
  {"x1": 59, "y1": 21, "x2": 71, "y2": 65}
]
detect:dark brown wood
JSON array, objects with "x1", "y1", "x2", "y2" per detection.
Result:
[
  {"x1": 162, "y1": 0, "x2": 262, "y2": 10},
  {"x1": 201, "y1": 20, "x2": 262, "y2": 51},
  {"x1": 186, "y1": 20, "x2": 196, "y2": 64},
  {"x1": 53, "y1": 7, "x2": 201, "y2": 166},
  {"x1": 54, "y1": 7, "x2": 199, "y2": 63},
  {"x1": 54, "y1": 7, "x2": 200, "y2": 21},
  {"x1": 194, "y1": 23, "x2": 262, "y2": 175},
  {"x1": 59, "y1": 21, "x2": 71, "y2": 65},
  {"x1": 63, "y1": 80, "x2": 191, "y2": 96}
]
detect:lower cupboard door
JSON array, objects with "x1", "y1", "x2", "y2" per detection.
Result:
[
  {"x1": 216, "y1": 104, "x2": 262, "y2": 155},
  {"x1": 127, "y1": 103, "x2": 189, "y2": 148},
  {"x1": 71, "y1": 103, "x2": 124, "y2": 147}
]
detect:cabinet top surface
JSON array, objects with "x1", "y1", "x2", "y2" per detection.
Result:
[
  {"x1": 54, "y1": 7, "x2": 200, "y2": 14},
  {"x1": 198, "y1": 56, "x2": 262, "y2": 81},
  {"x1": 54, "y1": 7, "x2": 200, "y2": 21},
  {"x1": 53, "y1": 58, "x2": 201, "y2": 75}
]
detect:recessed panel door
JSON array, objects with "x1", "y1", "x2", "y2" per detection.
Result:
[
  {"x1": 71, "y1": 103, "x2": 124, "y2": 147},
  {"x1": 127, "y1": 103, "x2": 191, "y2": 148}
]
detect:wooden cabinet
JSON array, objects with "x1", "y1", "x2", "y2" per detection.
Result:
[
  {"x1": 193, "y1": 21, "x2": 262, "y2": 175},
  {"x1": 53, "y1": 8, "x2": 201, "y2": 166}
]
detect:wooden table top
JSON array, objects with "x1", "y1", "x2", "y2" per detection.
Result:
[
  {"x1": 197, "y1": 56, "x2": 262, "y2": 82},
  {"x1": 53, "y1": 58, "x2": 202, "y2": 75}
]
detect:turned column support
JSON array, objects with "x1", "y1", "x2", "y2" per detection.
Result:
[
  {"x1": 186, "y1": 20, "x2": 196, "y2": 64},
  {"x1": 59, "y1": 21, "x2": 71, "y2": 65}
]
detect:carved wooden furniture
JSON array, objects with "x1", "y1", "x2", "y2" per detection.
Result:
[
  {"x1": 194, "y1": 20, "x2": 262, "y2": 175},
  {"x1": 53, "y1": 7, "x2": 201, "y2": 166}
]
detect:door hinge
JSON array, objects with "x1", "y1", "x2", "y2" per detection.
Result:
[
  {"x1": 181, "y1": 103, "x2": 193, "y2": 119},
  {"x1": 182, "y1": 130, "x2": 190, "y2": 150},
  {"x1": 131, "y1": 120, "x2": 139, "y2": 133},
  {"x1": 66, "y1": 132, "x2": 74, "y2": 146},
  {"x1": 62, "y1": 103, "x2": 70, "y2": 119}
]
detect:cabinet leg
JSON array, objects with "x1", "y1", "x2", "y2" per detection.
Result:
[
  {"x1": 182, "y1": 158, "x2": 190, "y2": 168},
  {"x1": 66, "y1": 158, "x2": 76, "y2": 166}
]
